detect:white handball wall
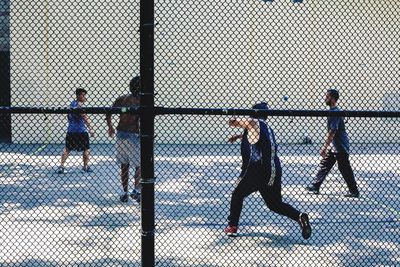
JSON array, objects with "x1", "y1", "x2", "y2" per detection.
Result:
[
  {"x1": 10, "y1": 0, "x2": 140, "y2": 144},
  {"x1": 10, "y1": 0, "x2": 400, "y2": 144}
]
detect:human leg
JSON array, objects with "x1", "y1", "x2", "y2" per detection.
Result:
[
  {"x1": 224, "y1": 177, "x2": 255, "y2": 236},
  {"x1": 57, "y1": 148, "x2": 70, "y2": 174},
  {"x1": 259, "y1": 179, "x2": 300, "y2": 222},
  {"x1": 227, "y1": 177, "x2": 256, "y2": 227},
  {"x1": 82, "y1": 149, "x2": 91, "y2": 171},
  {"x1": 260, "y1": 179, "x2": 311, "y2": 239},
  {"x1": 61, "y1": 132, "x2": 75, "y2": 168},
  {"x1": 129, "y1": 167, "x2": 141, "y2": 203},
  {"x1": 337, "y1": 153, "x2": 359, "y2": 196},
  {"x1": 80, "y1": 132, "x2": 92, "y2": 172},
  {"x1": 121, "y1": 163, "x2": 130, "y2": 193},
  {"x1": 119, "y1": 163, "x2": 130, "y2": 202},
  {"x1": 134, "y1": 166, "x2": 141, "y2": 189},
  {"x1": 306, "y1": 151, "x2": 336, "y2": 193},
  {"x1": 60, "y1": 148, "x2": 70, "y2": 167},
  {"x1": 126, "y1": 135, "x2": 141, "y2": 203},
  {"x1": 116, "y1": 136, "x2": 132, "y2": 202}
]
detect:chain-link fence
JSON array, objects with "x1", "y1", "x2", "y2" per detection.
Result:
[{"x1": 1, "y1": 0, "x2": 400, "y2": 266}]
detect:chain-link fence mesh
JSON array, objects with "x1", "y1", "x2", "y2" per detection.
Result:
[{"x1": 1, "y1": 0, "x2": 400, "y2": 266}]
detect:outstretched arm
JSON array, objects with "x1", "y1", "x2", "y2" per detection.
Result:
[
  {"x1": 227, "y1": 134, "x2": 243, "y2": 143},
  {"x1": 228, "y1": 117, "x2": 260, "y2": 144},
  {"x1": 228, "y1": 117, "x2": 257, "y2": 130}
]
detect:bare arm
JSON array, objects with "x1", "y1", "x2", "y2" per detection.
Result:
[
  {"x1": 320, "y1": 129, "x2": 336, "y2": 157},
  {"x1": 106, "y1": 98, "x2": 122, "y2": 137},
  {"x1": 105, "y1": 113, "x2": 114, "y2": 137},
  {"x1": 228, "y1": 117, "x2": 257, "y2": 130},
  {"x1": 228, "y1": 117, "x2": 260, "y2": 144},
  {"x1": 76, "y1": 101, "x2": 94, "y2": 137},
  {"x1": 82, "y1": 113, "x2": 95, "y2": 137},
  {"x1": 227, "y1": 134, "x2": 243, "y2": 143}
]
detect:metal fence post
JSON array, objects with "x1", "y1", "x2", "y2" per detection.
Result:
[
  {"x1": 140, "y1": 0, "x2": 155, "y2": 266},
  {"x1": 0, "y1": 3, "x2": 11, "y2": 143}
]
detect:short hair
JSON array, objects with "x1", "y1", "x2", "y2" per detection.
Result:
[
  {"x1": 252, "y1": 102, "x2": 269, "y2": 119},
  {"x1": 130, "y1": 76, "x2": 140, "y2": 96},
  {"x1": 75, "y1": 88, "x2": 87, "y2": 97},
  {"x1": 327, "y1": 89, "x2": 339, "y2": 101}
]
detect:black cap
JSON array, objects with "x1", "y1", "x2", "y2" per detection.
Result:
[
  {"x1": 251, "y1": 102, "x2": 269, "y2": 119},
  {"x1": 252, "y1": 102, "x2": 269, "y2": 110}
]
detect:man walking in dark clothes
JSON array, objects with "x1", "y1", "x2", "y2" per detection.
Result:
[
  {"x1": 225, "y1": 102, "x2": 312, "y2": 239},
  {"x1": 305, "y1": 89, "x2": 360, "y2": 197}
]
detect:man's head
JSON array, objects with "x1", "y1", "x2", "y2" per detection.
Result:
[
  {"x1": 325, "y1": 89, "x2": 339, "y2": 106},
  {"x1": 75, "y1": 88, "x2": 87, "y2": 103},
  {"x1": 252, "y1": 102, "x2": 269, "y2": 120},
  {"x1": 130, "y1": 76, "x2": 140, "y2": 96}
]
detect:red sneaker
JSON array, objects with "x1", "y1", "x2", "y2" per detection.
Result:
[{"x1": 224, "y1": 225, "x2": 238, "y2": 237}]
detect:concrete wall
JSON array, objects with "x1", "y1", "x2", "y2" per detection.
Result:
[
  {"x1": 154, "y1": 0, "x2": 400, "y2": 144},
  {"x1": 9, "y1": 0, "x2": 400, "y2": 144},
  {"x1": 10, "y1": 0, "x2": 140, "y2": 143}
]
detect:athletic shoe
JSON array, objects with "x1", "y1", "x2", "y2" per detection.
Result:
[
  {"x1": 299, "y1": 213, "x2": 312, "y2": 240},
  {"x1": 82, "y1": 166, "x2": 93, "y2": 173},
  {"x1": 130, "y1": 189, "x2": 141, "y2": 203},
  {"x1": 344, "y1": 191, "x2": 359, "y2": 198},
  {"x1": 305, "y1": 185, "x2": 319, "y2": 194},
  {"x1": 224, "y1": 225, "x2": 238, "y2": 237},
  {"x1": 120, "y1": 193, "x2": 129, "y2": 203},
  {"x1": 56, "y1": 166, "x2": 66, "y2": 174}
]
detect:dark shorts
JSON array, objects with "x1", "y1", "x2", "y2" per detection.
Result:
[{"x1": 65, "y1": 132, "x2": 90, "y2": 151}]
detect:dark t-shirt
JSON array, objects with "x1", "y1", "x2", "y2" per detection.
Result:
[
  {"x1": 328, "y1": 107, "x2": 350, "y2": 154},
  {"x1": 67, "y1": 100, "x2": 86, "y2": 133}
]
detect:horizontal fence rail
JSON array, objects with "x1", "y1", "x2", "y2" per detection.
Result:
[{"x1": 1, "y1": 106, "x2": 399, "y2": 118}]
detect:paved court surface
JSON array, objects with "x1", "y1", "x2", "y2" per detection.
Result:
[{"x1": 0, "y1": 143, "x2": 399, "y2": 266}]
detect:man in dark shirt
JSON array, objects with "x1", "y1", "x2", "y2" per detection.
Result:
[
  {"x1": 225, "y1": 102, "x2": 312, "y2": 239},
  {"x1": 305, "y1": 89, "x2": 360, "y2": 197}
]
